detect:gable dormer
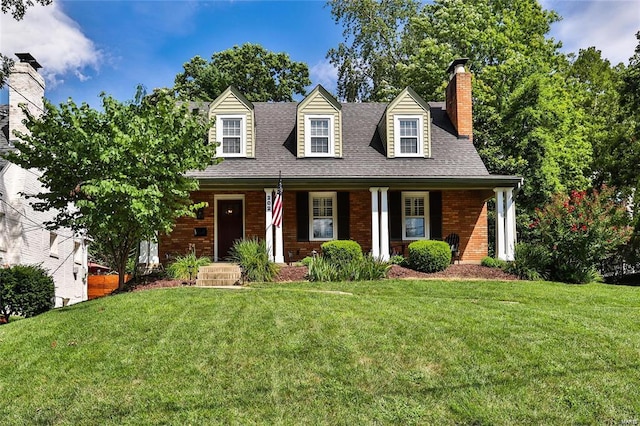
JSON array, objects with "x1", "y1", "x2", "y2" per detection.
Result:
[
  {"x1": 296, "y1": 85, "x2": 342, "y2": 158},
  {"x1": 210, "y1": 86, "x2": 255, "y2": 158},
  {"x1": 378, "y1": 87, "x2": 431, "y2": 158}
]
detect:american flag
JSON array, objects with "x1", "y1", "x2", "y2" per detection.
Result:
[{"x1": 272, "y1": 172, "x2": 283, "y2": 228}]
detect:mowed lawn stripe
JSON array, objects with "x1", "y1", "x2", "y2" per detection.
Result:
[{"x1": 0, "y1": 280, "x2": 638, "y2": 424}]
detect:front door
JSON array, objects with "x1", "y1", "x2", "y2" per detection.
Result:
[{"x1": 216, "y1": 199, "x2": 244, "y2": 260}]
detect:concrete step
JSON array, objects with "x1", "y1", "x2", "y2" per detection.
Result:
[
  {"x1": 195, "y1": 278, "x2": 241, "y2": 286},
  {"x1": 195, "y1": 263, "x2": 242, "y2": 286},
  {"x1": 197, "y1": 272, "x2": 242, "y2": 280}
]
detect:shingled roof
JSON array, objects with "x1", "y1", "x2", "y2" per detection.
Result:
[{"x1": 190, "y1": 101, "x2": 521, "y2": 189}]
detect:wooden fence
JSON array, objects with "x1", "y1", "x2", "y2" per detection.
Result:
[{"x1": 87, "y1": 275, "x2": 130, "y2": 300}]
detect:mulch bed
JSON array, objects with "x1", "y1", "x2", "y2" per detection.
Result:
[
  {"x1": 277, "y1": 264, "x2": 518, "y2": 282},
  {"x1": 130, "y1": 264, "x2": 517, "y2": 291}
]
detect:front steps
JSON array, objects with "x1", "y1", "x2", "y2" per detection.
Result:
[{"x1": 195, "y1": 263, "x2": 242, "y2": 286}]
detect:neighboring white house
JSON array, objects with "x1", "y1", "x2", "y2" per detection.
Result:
[{"x1": 0, "y1": 53, "x2": 88, "y2": 307}]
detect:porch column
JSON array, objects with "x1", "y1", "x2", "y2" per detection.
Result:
[
  {"x1": 370, "y1": 187, "x2": 380, "y2": 258},
  {"x1": 264, "y1": 188, "x2": 274, "y2": 262},
  {"x1": 275, "y1": 225, "x2": 284, "y2": 263},
  {"x1": 494, "y1": 188, "x2": 506, "y2": 261},
  {"x1": 379, "y1": 187, "x2": 390, "y2": 260},
  {"x1": 504, "y1": 187, "x2": 516, "y2": 261}
]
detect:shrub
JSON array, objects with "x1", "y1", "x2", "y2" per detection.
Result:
[
  {"x1": 407, "y1": 240, "x2": 451, "y2": 273},
  {"x1": 389, "y1": 255, "x2": 406, "y2": 266},
  {"x1": 307, "y1": 255, "x2": 390, "y2": 282},
  {"x1": 321, "y1": 240, "x2": 363, "y2": 265},
  {"x1": 529, "y1": 186, "x2": 633, "y2": 283},
  {"x1": 503, "y1": 243, "x2": 551, "y2": 281},
  {"x1": 300, "y1": 256, "x2": 313, "y2": 267},
  {"x1": 167, "y1": 251, "x2": 211, "y2": 280},
  {"x1": 307, "y1": 256, "x2": 342, "y2": 282},
  {"x1": 481, "y1": 256, "x2": 498, "y2": 268},
  {"x1": 228, "y1": 237, "x2": 279, "y2": 282},
  {"x1": 0, "y1": 265, "x2": 55, "y2": 321}
]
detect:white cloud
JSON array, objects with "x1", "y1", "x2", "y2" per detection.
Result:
[
  {"x1": 542, "y1": 0, "x2": 639, "y2": 64},
  {"x1": 0, "y1": 0, "x2": 102, "y2": 88},
  {"x1": 310, "y1": 59, "x2": 338, "y2": 91}
]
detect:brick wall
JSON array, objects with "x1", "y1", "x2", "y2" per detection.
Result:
[
  {"x1": 159, "y1": 190, "x2": 265, "y2": 262},
  {"x1": 160, "y1": 188, "x2": 492, "y2": 264},
  {"x1": 282, "y1": 189, "x2": 372, "y2": 261},
  {"x1": 349, "y1": 190, "x2": 372, "y2": 253},
  {"x1": 441, "y1": 190, "x2": 493, "y2": 262},
  {"x1": 445, "y1": 71, "x2": 473, "y2": 140}
]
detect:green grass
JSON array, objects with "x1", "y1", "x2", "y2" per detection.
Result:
[{"x1": 1, "y1": 279, "x2": 639, "y2": 424}]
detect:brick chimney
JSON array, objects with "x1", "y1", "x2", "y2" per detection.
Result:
[
  {"x1": 445, "y1": 58, "x2": 472, "y2": 140},
  {"x1": 8, "y1": 53, "x2": 45, "y2": 144}
]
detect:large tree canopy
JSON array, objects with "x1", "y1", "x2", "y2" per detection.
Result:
[
  {"x1": 174, "y1": 43, "x2": 311, "y2": 102},
  {"x1": 5, "y1": 88, "x2": 217, "y2": 289},
  {"x1": 327, "y1": 0, "x2": 614, "y2": 220}
]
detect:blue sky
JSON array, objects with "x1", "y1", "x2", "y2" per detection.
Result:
[{"x1": 1, "y1": 0, "x2": 639, "y2": 107}]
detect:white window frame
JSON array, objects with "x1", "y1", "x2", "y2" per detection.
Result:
[
  {"x1": 401, "y1": 191, "x2": 430, "y2": 240},
  {"x1": 216, "y1": 114, "x2": 246, "y2": 157},
  {"x1": 309, "y1": 191, "x2": 337, "y2": 241},
  {"x1": 304, "y1": 115, "x2": 335, "y2": 157},
  {"x1": 49, "y1": 232, "x2": 59, "y2": 258},
  {"x1": 394, "y1": 115, "x2": 424, "y2": 157}
]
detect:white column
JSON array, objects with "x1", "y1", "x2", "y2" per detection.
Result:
[
  {"x1": 370, "y1": 188, "x2": 380, "y2": 258},
  {"x1": 264, "y1": 188, "x2": 274, "y2": 262},
  {"x1": 504, "y1": 188, "x2": 516, "y2": 261},
  {"x1": 275, "y1": 225, "x2": 284, "y2": 264},
  {"x1": 494, "y1": 188, "x2": 506, "y2": 261},
  {"x1": 379, "y1": 187, "x2": 390, "y2": 260}
]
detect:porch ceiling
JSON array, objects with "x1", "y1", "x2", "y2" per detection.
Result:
[{"x1": 197, "y1": 175, "x2": 523, "y2": 191}]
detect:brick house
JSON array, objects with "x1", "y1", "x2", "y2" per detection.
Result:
[
  {"x1": 159, "y1": 59, "x2": 521, "y2": 264},
  {"x1": 0, "y1": 54, "x2": 88, "y2": 306}
]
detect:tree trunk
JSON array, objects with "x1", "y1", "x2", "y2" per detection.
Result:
[{"x1": 117, "y1": 255, "x2": 128, "y2": 291}]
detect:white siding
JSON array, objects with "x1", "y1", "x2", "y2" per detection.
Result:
[
  {"x1": 297, "y1": 90, "x2": 342, "y2": 158},
  {"x1": 209, "y1": 92, "x2": 255, "y2": 158},
  {"x1": 385, "y1": 90, "x2": 431, "y2": 158}
]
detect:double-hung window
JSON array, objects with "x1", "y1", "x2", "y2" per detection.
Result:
[
  {"x1": 402, "y1": 192, "x2": 429, "y2": 239},
  {"x1": 216, "y1": 115, "x2": 246, "y2": 157},
  {"x1": 394, "y1": 115, "x2": 423, "y2": 157},
  {"x1": 309, "y1": 192, "x2": 337, "y2": 241},
  {"x1": 304, "y1": 115, "x2": 334, "y2": 157}
]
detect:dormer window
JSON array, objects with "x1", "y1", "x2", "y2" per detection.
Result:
[
  {"x1": 216, "y1": 115, "x2": 246, "y2": 157},
  {"x1": 394, "y1": 115, "x2": 424, "y2": 157},
  {"x1": 305, "y1": 115, "x2": 335, "y2": 157}
]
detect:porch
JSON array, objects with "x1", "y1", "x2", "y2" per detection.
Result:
[{"x1": 158, "y1": 186, "x2": 518, "y2": 264}]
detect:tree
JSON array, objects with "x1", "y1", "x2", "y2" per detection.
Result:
[
  {"x1": 174, "y1": 43, "x2": 311, "y2": 102},
  {"x1": 1, "y1": 0, "x2": 52, "y2": 87},
  {"x1": 5, "y1": 87, "x2": 217, "y2": 290},
  {"x1": 326, "y1": 0, "x2": 421, "y2": 101},
  {"x1": 328, "y1": 0, "x2": 591, "y2": 214}
]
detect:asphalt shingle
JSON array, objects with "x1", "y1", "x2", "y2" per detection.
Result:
[{"x1": 189, "y1": 101, "x2": 495, "y2": 182}]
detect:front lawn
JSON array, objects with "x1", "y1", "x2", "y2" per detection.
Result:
[{"x1": 0, "y1": 279, "x2": 638, "y2": 424}]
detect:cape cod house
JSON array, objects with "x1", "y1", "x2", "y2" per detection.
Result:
[
  {"x1": 0, "y1": 54, "x2": 88, "y2": 306},
  {"x1": 159, "y1": 59, "x2": 521, "y2": 264}
]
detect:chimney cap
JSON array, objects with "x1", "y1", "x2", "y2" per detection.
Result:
[
  {"x1": 15, "y1": 53, "x2": 42, "y2": 70},
  {"x1": 446, "y1": 58, "x2": 469, "y2": 75}
]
